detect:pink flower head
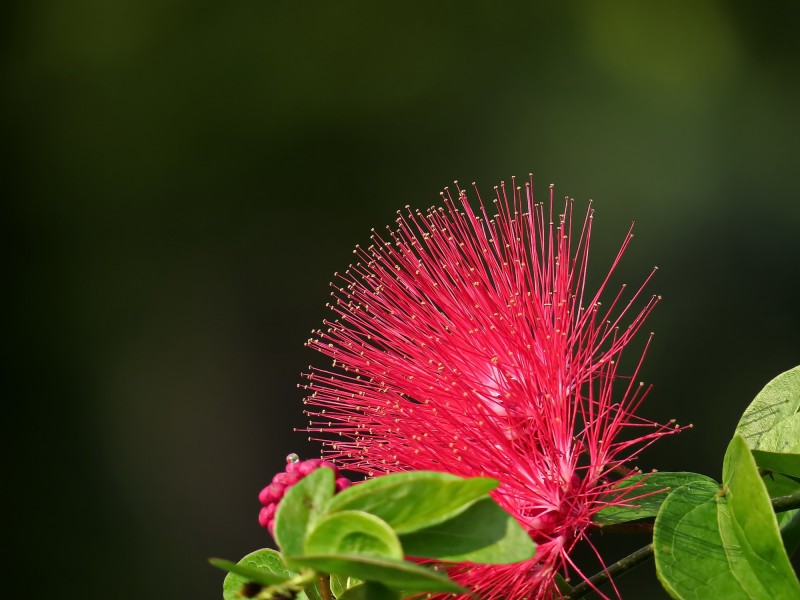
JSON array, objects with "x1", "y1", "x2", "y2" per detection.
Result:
[{"x1": 302, "y1": 176, "x2": 683, "y2": 599}]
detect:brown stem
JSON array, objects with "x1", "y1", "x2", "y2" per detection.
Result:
[
  {"x1": 772, "y1": 491, "x2": 800, "y2": 513},
  {"x1": 317, "y1": 575, "x2": 332, "y2": 600},
  {"x1": 566, "y1": 543, "x2": 654, "y2": 599}
]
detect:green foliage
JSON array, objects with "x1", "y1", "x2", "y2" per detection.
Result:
[
  {"x1": 305, "y1": 510, "x2": 404, "y2": 560},
  {"x1": 652, "y1": 367, "x2": 800, "y2": 599},
  {"x1": 289, "y1": 553, "x2": 466, "y2": 593},
  {"x1": 304, "y1": 580, "x2": 325, "y2": 600},
  {"x1": 325, "y1": 470, "x2": 497, "y2": 534},
  {"x1": 735, "y1": 365, "x2": 800, "y2": 477},
  {"x1": 274, "y1": 467, "x2": 335, "y2": 561},
  {"x1": 736, "y1": 364, "x2": 800, "y2": 555},
  {"x1": 594, "y1": 472, "x2": 716, "y2": 526},
  {"x1": 654, "y1": 435, "x2": 800, "y2": 599},
  {"x1": 208, "y1": 550, "x2": 289, "y2": 585},
  {"x1": 653, "y1": 480, "x2": 724, "y2": 598},
  {"x1": 720, "y1": 435, "x2": 800, "y2": 596},
  {"x1": 210, "y1": 549, "x2": 318, "y2": 600},
  {"x1": 215, "y1": 470, "x2": 533, "y2": 597},
  {"x1": 329, "y1": 574, "x2": 361, "y2": 597},
  {"x1": 398, "y1": 496, "x2": 535, "y2": 563}
]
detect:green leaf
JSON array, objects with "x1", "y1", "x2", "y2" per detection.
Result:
[
  {"x1": 211, "y1": 549, "x2": 291, "y2": 600},
  {"x1": 336, "y1": 581, "x2": 401, "y2": 600},
  {"x1": 305, "y1": 510, "x2": 403, "y2": 560},
  {"x1": 654, "y1": 435, "x2": 800, "y2": 599},
  {"x1": 329, "y1": 574, "x2": 362, "y2": 598},
  {"x1": 325, "y1": 470, "x2": 497, "y2": 534},
  {"x1": 735, "y1": 365, "x2": 800, "y2": 477},
  {"x1": 288, "y1": 554, "x2": 466, "y2": 593},
  {"x1": 654, "y1": 480, "x2": 735, "y2": 599},
  {"x1": 594, "y1": 472, "x2": 716, "y2": 525},
  {"x1": 275, "y1": 467, "x2": 335, "y2": 559},
  {"x1": 721, "y1": 435, "x2": 800, "y2": 594},
  {"x1": 302, "y1": 579, "x2": 325, "y2": 600},
  {"x1": 399, "y1": 496, "x2": 535, "y2": 563},
  {"x1": 211, "y1": 557, "x2": 289, "y2": 586},
  {"x1": 329, "y1": 574, "x2": 346, "y2": 597},
  {"x1": 752, "y1": 446, "x2": 800, "y2": 478}
]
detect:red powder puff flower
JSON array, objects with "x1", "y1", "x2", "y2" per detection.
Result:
[{"x1": 302, "y1": 176, "x2": 682, "y2": 599}]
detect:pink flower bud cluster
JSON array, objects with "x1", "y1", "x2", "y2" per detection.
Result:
[{"x1": 258, "y1": 454, "x2": 352, "y2": 535}]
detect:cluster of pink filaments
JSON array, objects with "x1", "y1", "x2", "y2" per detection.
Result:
[
  {"x1": 258, "y1": 453, "x2": 351, "y2": 535},
  {"x1": 300, "y1": 176, "x2": 686, "y2": 599}
]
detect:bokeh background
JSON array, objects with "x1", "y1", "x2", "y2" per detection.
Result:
[{"x1": 5, "y1": 1, "x2": 800, "y2": 598}]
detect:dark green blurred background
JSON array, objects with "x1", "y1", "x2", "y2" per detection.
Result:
[{"x1": 5, "y1": 2, "x2": 799, "y2": 598}]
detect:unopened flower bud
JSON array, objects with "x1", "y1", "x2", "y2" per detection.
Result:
[
  {"x1": 257, "y1": 454, "x2": 353, "y2": 535},
  {"x1": 258, "y1": 482, "x2": 284, "y2": 505},
  {"x1": 272, "y1": 472, "x2": 299, "y2": 486},
  {"x1": 258, "y1": 505, "x2": 272, "y2": 528},
  {"x1": 297, "y1": 461, "x2": 319, "y2": 476},
  {"x1": 285, "y1": 461, "x2": 303, "y2": 475}
]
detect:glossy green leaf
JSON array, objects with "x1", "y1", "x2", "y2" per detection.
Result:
[
  {"x1": 275, "y1": 467, "x2": 335, "y2": 559},
  {"x1": 594, "y1": 472, "x2": 716, "y2": 526},
  {"x1": 211, "y1": 556, "x2": 289, "y2": 586},
  {"x1": 654, "y1": 435, "x2": 800, "y2": 599},
  {"x1": 654, "y1": 480, "x2": 735, "y2": 599},
  {"x1": 325, "y1": 470, "x2": 497, "y2": 534},
  {"x1": 752, "y1": 446, "x2": 800, "y2": 479},
  {"x1": 303, "y1": 579, "x2": 324, "y2": 600},
  {"x1": 336, "y1": 581, "x2": 401, "y2": 600},
  {"x1": 735, "y1": 365, "x2": 800, "y2": 477},
  {"x1": 212, "y1": 549, "x2": 292, "y2": 600},
  {"x1": 719, "y1": 435, "x2": 800, "y2": 595},
  {"x1": 329, "y1": 574, "x2": 362, "y2": 598},
  {"x1": 305, "y1": 510, "x2": 403, "y2": 560},
  {"x1": 288, "y1": 554, "x2": 466, "y2": 593},
  {"x1": 399, "y1": 496, "x2": 535, "y2": 563}
]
